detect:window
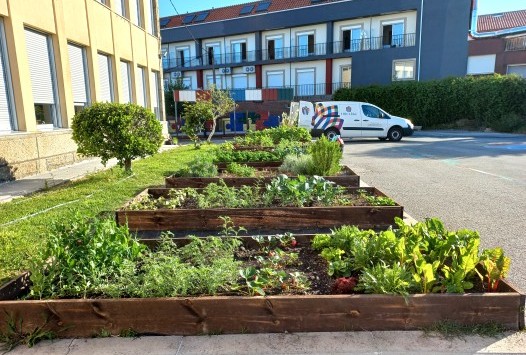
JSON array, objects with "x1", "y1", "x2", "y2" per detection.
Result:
[
  {"x1": 136, "y1": 66, "x2": 147, "y2": 107},
  {"x1": 232, "y1": 41, "x2": 247, "y2": 63},
  {"x1": 206, "y1": 75, "x2": 223, "y2": 89},
  {"x1": 134, "y1": 0, "x2": 143, "y2": 27},
  {"x1": 0, "y1": 19, "x2": 16, "y2": 132},
  {"x1": 240, "y1": 5, "x2": 254, "y2": 15},
  {"x1": 98, "y1": 0, "x2": 107, "y2": 4},
  {"x1": 382, "y1": 21, "x2": 404, "y2": 47},
  {"x1": 467, "y1": 55, "x2": 496, "y2": 75},
  {"x1": 341, "y1": 65, "x2": 351, "y2": 88},
  {"x1": 232, "y1": 74, "x2": 248, "y2": 89},
  {"x1": 182, "y1": 77, "x2": 192, "y2": 89},
  {"x1": 147, "y1": 0, "x2": 156, "y2": 35},
  {"x1": 115, "y1": 0, "x2": 126, "y2": 17},
  {"x1": 297, "y1": 33, "x2": 314, "y2": 57},
  {"x1": 68, "y1": 43, "x2": 90, "y2": 113},
  {"x1": 255, "y1": 2, "x2": 271, "y2": 12},
  {"x1": 120, "y1": 61, "x2": 132, "y2": 103},
  {"x1": 266, "y1": 36, "x2": 283, "y2": 60},
  {"x1": 194, "y1": 12, "x2": 209, "y2": 22},
  {"x1": 507, "y1": 64, "x2": 526, "y2": 78},
  {"x1": 176, "y1": 47, "x2": 190, "y2": 67},
  {"x1": 150, "y1": 71, "x2": 161, "y2": 119},
  {"x1": 206, "y1": 43, "x2": 221, "y2": 65},
  {"x1": 362, "y1": 104, "x2": 382, "y2": 118},
  {"x1": 266, "y1": 71, "x2": 284, "y2": 88},
  {"x1": 296, "y1": 68, "x2": 315, "y2": 96},
  {"x1": 182, "y1": 15, "x2": 195, "y2": 24},
  {"x1": 392, "y1": 59, "x2": 415, "y2": 81},
  {"x1": 342, "y1": 27, "x2": 362, "y2": 52},
  {"x1": 97, "y1": 53, "x2": 114, "y2": 102},
  {"x1": 25, "y1": 28, "x2": 61, "y2": 128}
]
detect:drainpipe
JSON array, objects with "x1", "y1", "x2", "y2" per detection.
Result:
[
  {"x1": 470, "y1": 0, "x2": 526, "y2": 38},
  {"x1": 417, "y1": 0, "x2": 423, "y2": 81}
]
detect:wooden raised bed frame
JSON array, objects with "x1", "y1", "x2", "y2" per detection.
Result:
[
  {"x1": 166, "y1": 165, "x2": 360, "y2": 188},
  {"x1": 0, "y1": 272, "x2": 523, "y2": 337},
  {"x1": 116, "y1": 187, "x2": 403, "y2": 233}
]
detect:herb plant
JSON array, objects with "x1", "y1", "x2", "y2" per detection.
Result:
[
  {"x1": 226, "y1": 162, "x2": 256, "y2": 177},
  {"x1": 308, "y1": 135, "x2": 342, "y2": 176},
  {"x1": 174, "y1": 156, "x2": 218, "y2": 177}
]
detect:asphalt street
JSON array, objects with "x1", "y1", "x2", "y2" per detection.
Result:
[{"x1": 342, "y1": 130, "x2": 526, "y2": 291}]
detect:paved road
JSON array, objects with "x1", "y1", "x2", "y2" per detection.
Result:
[{"x1": 342, "y1": 130, "x2": 526, "y2": 291}]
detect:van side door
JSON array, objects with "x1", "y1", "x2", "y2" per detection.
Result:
[
  {"x1": 339, "y1": 103, "x2": 362, "y2": 138},
  {"x1": 360, "y1": 104, "x2": 389, "y2": 137}
]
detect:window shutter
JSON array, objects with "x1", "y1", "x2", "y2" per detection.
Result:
[
  {"x1": 120, "y1": 61, "x2": 131, "y2": 103},
  {"x1": 136, "y1": 66, "x2": 146, "y2": 107},
  {"x1": 98, "y1": 53, "x2": 113, "y2": 102},
  {"x1": 68, "y1": 44, "x2": 88, "y2": 105},
  {"x1": 150, "y1": 71, "x2": 160, "y2": 119},
  {"x1": 25, "y1": 29, "x2": 55, "y2": 104},
  {"x1": 0, "y1": 24, "x2": 12, "y2": 131}
]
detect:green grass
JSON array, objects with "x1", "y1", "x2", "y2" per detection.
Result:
[
  {"x1": 423, "y1": 321, "x2": 507, "y2": 339},
  {"x1": 0, "y1": 145, "x2": 209, "y2": 283}
]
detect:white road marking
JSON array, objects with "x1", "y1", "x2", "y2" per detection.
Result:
[{"x1": 466, "y1": 168, "x2": 514, "y2": 181}]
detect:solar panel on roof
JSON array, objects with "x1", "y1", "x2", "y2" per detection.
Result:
[
  {"x1": 160, "y1": 18, "x2": 170, "y2": 27},
  {"x1": 240, "y1": 4, "x2": 254, "y2": 15},
  {"x1": 255, "y1": 2, "x2": 271, "y2": 12},
  {"x1": 194, "y1": 12, "x2": 209, "y2": 22},
  {"x1": 182, "y1": 14, "x2": 195, "y2": 24}
]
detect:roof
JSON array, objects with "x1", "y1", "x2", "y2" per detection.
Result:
[
  {"x1": 161, "y1": 0, "x2": 346, "y2": 29},
  {"x1": 477, "y1": 9, "x2": 526, "y2": 33}
]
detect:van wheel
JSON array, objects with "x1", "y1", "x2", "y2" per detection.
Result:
[
  {"x1": 378, "y1": 137, "x2": 387, "y2": 141},
  {"x1": 387, "y1": 127, "x2": 403, "y2": 142},
  {"x1": 324, "y1": 128, "x2": 340, "y2": 141}
]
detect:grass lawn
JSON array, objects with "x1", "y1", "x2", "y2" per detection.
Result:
[{"x1": 0, "y1": 144, "x2": 211, "y2": 284}]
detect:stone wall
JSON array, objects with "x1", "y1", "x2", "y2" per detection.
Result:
[{"x1": 0, "y1": 130, "x2": 80, "y2": 182}]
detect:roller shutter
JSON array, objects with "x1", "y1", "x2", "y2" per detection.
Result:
[
  {"x1": 136, "y1": 66, "x2": 146, "y2": 107},
  {"x1": 98, "y1": 53, "x2": 113, "y2": 102},
  {"x1": 25, "y1": 29, "x2": 55, "y2": 104},
  {"x1": 120, "y1": 61, "x2": 131, "y2": 103},
  {"x1": 68, "y1": 43, "x2": 88, "y2": 106},
  {"x1": 0, "y1": 21, "x2": 13, "y2": 132}
]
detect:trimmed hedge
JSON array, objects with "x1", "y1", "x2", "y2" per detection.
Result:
[{"x1": 333, "y1": 75, "x2": 526, "y2": 132}]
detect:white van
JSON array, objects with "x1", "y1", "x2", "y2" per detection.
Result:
[{"x1": 291, "y1": 101, "x2": 414, "y2": 141}]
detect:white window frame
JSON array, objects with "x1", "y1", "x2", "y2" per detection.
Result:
[
  {"x1": 206, "y1": 74, "x2": 223, "y2": 89},
  {"x1": 381, "y1": 19, "x2": 406, "y2": 48},
  {"x1": 295, "y1": 68, "x2": 316, "y2": 96},
  {"x1": 296, "y1": 30, "x2": 315, "y2": 57},
  {"x1": 392, "y1": 59, "x2": 416, "y2": 81},
  {"x1": 265, "y1": 34, "x2": 284, "y2": 60},
  {"x1": 25, "y1": 28, "x2": 61, "y2": 128},
  {"x1": 231, "y1": 39, "x2": 247, "y2": 63},
  {"x1": 150, "y1": 70, "x2": 161, "y2": 119},
  {"x1": 205, "y1": 42, "x2": 222, "y2": 65},
  {"x1": 135, "y1": 0, "x2": 143, "y2": 27},
  {"x1": 506, "y1": 64, "x2": 526, "y2": 78},
  {"x1": 182, "y1": 77, "x2": 192, "y2": 89},
  {"x1": 266, "y1": 70, "x2": 285, "y2": 88},
  {"x1": 340, "y1": 65, "x2": 352, "y2": 88},
  {"x1": 232, "y1": 74, "x2": 248, "y2": 89},
  {"x1": 175, "y1": 46, "x2": 190, "y2": 67},
  {"x1": 340, "y1": 25, "x2": 363, "y2": 53},
  {"x1": 136, "y1": 65, "x2": 147, "y2": 107},
  {"x1": 98, "y1": 52, "x2": 114, "y2": 102},
  {"x1": 0, "y1": 18, "x2": 17, "y2": 131},
  {"x1": 120, "y1": 60, "x2": 132, "y2": 103}
]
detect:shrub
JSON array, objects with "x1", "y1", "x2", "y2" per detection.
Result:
[
  {"x1": 279, "y1": 154, "x2": 314, "y2": 175},
  {"x1": 309, "y1": 136, "x2": 342, "y2": 176},
  {"x1": 72, "y1": 103, "x2": 163, "y2": 172},
  {"x1": 245, "y1": 126, "x2": 311, "y2": 144},
  {"x1": 175, "y1": 156, "x2": 218, "y2": 177},
  {"x1": 333, "y1": 75, "x2": 526, "y2": 132}
]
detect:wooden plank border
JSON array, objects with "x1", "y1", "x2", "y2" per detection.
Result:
[{"x1": 0, "y1": 284, "x2": 523, "y2": 338}]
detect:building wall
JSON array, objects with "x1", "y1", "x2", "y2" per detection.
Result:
[
  {"x1": 468, "y1": 37, "x2": 526, "y2": 75},
  {"x1": 0, "y1": 0, "x2": 164, "y2": 180}
]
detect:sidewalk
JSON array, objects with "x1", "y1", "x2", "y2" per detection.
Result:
[
  {"x1": 5, "y1": 330, "x2": 526, "y2": 354},
  {"x1": 0, "y1": 145, "x2": 178, "y2": 204}
]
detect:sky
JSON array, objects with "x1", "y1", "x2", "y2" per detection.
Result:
[{"x1": 159, "y1": 0, "x2": 526, "y2": 17}]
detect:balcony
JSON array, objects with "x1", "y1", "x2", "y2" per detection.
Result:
[
  {"x1": 163, "y1": 33, "x2": 416, "y2": 70},
  {"x1": 505, "y1": 35, "x2": 526, "y2": 51}
]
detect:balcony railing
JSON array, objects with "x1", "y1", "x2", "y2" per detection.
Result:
[
  {"x1": 163, "y1": 33, "x2": 416, "y2": 70},
  {"x1": 505, "y1": 35, "x2": 526, "y2": 51}
]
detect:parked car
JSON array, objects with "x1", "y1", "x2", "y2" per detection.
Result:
[{"x1": 291, "y1": 100, "x2": 414, "y2": 141}]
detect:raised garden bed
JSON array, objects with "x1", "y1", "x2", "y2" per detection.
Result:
[
  {"x1": 116, "y1": 186, "x2": 403, "y2": 233},
  {"x1": 166, "y1": 165, "x2": 360, "y2": 188},
  {"x1": 216, "y1": 161, "x2": 282, "y2": 170},
  {"x1": 1, "y1": 232, "x2": 523, "y2": 337}
]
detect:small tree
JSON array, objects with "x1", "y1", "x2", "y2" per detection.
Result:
[
  {"x1": 72, "y1": 103, "x2": 164, "y2": 172},
  {"x1": 182, "y1": 99, "x2": 213, "y2": 148},
  {"x1": 205, "y1": 84, "x2": 237, "y2": 142}
]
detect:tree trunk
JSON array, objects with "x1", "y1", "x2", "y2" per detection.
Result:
[
  {"x1": 207, "y1": 119, "x2": 217, "y2": 142},
  {"x1": 124, "y1": 158, "x2": 132, "y2": 172}
]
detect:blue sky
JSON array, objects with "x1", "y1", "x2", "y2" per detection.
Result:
[{"x1": 159, "y1": 0, "x2": 526, "y2": 17}]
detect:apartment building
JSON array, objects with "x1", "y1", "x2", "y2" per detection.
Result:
[
  {"x1": 161, "y1": 0, "x2": 470, "y2": 96},
  {"x1": 0, "y1": 0, "x2": 164, "y2": 181},
  {"x1": 468, "y1": 5, "x2": 526, "y2": 77}
]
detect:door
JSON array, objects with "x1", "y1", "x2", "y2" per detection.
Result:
[
  {"x1": 360, "y1": 104, "x2": 389, "y2": 137},
  {"x1": 339, "y1": 103, "x2": 361, "y2": 138}
]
